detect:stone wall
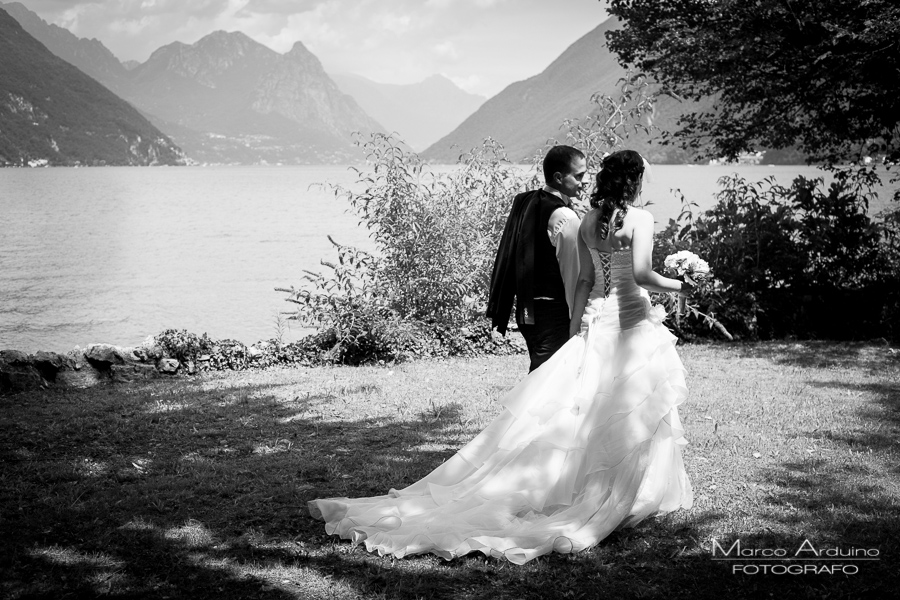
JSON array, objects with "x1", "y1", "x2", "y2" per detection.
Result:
[
  {"x1": 1, "y1": 325, "x2": 527, "y2": 394},
  {"x1": 0, "y1": 343, "x2": 186, "y2": 393},
  {"x1": 0, "y1": 334, "x2": 312, "y2": 394}
]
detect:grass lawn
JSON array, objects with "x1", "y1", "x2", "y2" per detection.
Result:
[{"x1": 1, "y1": 341, "x2": 898, "y2": 599}]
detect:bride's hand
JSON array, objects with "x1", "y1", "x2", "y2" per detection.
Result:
[
  {"x1": 677, "y1": 280, "x2": 695, "y2": 297},
  {"x1": 569, "y1": 321, "x2": 582, "y2": 338}
]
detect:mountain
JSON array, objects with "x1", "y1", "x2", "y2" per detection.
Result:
[
  {"x1": 0, "y1": 9, "x2": 185, "y2": 166},
  {"x1": 0, "y1": 2, "x2": 128, "y2": 92},
  {"x1": 121, "y1": 31, "x2": 384, "y2": 164},
  {"x1": 330, "y1": 73, "x2": 485, "y2": 151},
  {"x1": 421, "y1": 18, "x2": 698, "y2": 164}
]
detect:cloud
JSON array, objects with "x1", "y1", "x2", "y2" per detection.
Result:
[
  {"x1": 374, "y1": 12, "x2": 412, "y2": 34},
  {"x1": 235, "y1": 0, "x2": 322, "y2": 18},
  {"x1": 433, "y1": 41, "x2": 458, "y2": 60}
]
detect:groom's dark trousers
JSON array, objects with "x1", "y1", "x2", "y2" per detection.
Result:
[
  {"x1": 518, "y1": 298, "x2": 570, "y2": 372},
  {"x1": 486, "y1": 189, "x2": 571, "y2": 372}
]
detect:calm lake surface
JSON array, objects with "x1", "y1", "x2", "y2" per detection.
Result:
[{"x1": 1, "y1": 164, "x2": 895, "y2": 353}]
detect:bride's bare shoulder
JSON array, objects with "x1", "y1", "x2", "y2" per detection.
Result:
[
  {"x1": 579, "y1": 208, "x2": 602, "y2": 229},
  {"x1": 581, "y1": 207, "x2": 602, "y2": 221},
  {"x1": 625, "y1": 207, "x2": 654, "y2": 228},
  {"x1": 626, "y1": 206, "x2": 652, "y2": 218},
  {"x1": 579, "y1": 208, "x2": 602, "y2": 241}
]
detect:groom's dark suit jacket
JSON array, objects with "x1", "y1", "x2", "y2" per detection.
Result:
[{"x1": 486, "y1": 189, "x2": 569, "y2": 335}]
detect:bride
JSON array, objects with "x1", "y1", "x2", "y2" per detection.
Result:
[{"x1": 308, "y1": 150, "x2": 694, "y2": 564}]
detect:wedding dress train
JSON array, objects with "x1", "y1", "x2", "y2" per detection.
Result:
[{"x1": 308, "y1": 247, "x2": 693, "y2": 564}]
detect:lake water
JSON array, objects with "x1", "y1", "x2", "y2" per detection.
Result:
[{"x1": 1, "y1": 164, "x2": 896, "y2": 353}]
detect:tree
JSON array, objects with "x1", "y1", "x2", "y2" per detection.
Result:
[{"x1": 605, "y1": 0, "x2": 900, "y2": 166}]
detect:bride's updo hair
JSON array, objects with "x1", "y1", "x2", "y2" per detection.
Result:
[{"x1": 590, "y1": 150, "x2": 645, "y2": 239}]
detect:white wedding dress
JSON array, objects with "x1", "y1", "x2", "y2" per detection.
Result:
[{"x1": 308, "y1": 246, "x2": 693, "y2": 564}]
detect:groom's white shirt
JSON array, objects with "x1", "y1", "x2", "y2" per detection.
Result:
[{"x1": 540, "y1": 185, "x2": 581, "y2": 316}]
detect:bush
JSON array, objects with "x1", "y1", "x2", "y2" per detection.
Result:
[
  {"x1": 654, "y1": 168, "x2": 900, "y2": 341},
  {"x1": 154, "y1": 329, "x2": 213, "y2": 363},
  {"x1": 278, "y1": 135, "x2": 531, "y2": 364}
]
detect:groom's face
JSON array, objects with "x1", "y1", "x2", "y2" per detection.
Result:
[{"x1": 555, "y1": 156, "x2": 587, "y2": 199}]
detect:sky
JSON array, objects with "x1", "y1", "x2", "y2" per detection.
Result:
[{"x1": 10, "y1": 0, "x2": 611, "y2": 97}]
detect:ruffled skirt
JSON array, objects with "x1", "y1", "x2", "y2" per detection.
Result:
[{"x1": 308, "y1": 294, "x2": 692, "y2": 564}]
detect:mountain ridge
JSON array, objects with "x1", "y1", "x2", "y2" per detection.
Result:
[
  {"x1": 120, "y1": 30, "x2": 384, "y2": 164},
  {"x1": 0, "y1": 8, "x2": 185, "y2": 166},
  {"x1": 1, "y1": 3, "x2": 386, "y2": 164},
  {"x1": 421, "y1": 18, "x2": 695, "y2": 164},
  {"x1": 0, "y1": 1, "x2": 129, "y2": 91}
]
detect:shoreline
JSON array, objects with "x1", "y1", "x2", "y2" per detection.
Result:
[{"x1": 0, "y1": 336, "x2": 308, "y2": 394}]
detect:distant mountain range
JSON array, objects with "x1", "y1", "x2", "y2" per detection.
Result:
[
  {"x1": 3, "y1": 2, "x2": 792, "y2": 167},
  {"x1": 1, "y1": 1, "x2": 383, "y2": 165},
  {"x1": 1, "y1": 0, "x2": 486, "y2": 165},
  {"x1": 121, "y1": 32, "x2": 384, "y2": 164},
  {"x1": 0, "y1": 8, "x2": 185, "y2": 166},
  {"x1": 329, "y1": 73, "x2": 485, "y2": 151}
]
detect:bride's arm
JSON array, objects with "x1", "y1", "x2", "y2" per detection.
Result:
[
  {"x1": 631, "y1": 210, "x2": 693, "y2": 295},
  {"x1": 569, "y1": 217, "x2": 596, "y2": 337}
]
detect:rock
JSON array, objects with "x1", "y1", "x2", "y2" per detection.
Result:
[
  {"x1": 0, "y1": 349, "x2": 31, "y2": 365},
  {"x1": 156, "y1": 358, "x2": 179, "y2": 374},
  {"x1": 31, "y1": 350, "x2": 71, "y2": 383},
  {"x1": 136, "y1": 336, "x2": 164, "y2": 361},
  {"x1": 66, "y1": 347, "x2": 85, "y2": 370},
  {"x1": 33, "y1": 351, "x2": 65, "y2": 370},
  {"x1": 248, "y1": 345, "x2": 262, "y2": 358},
  {"x1": 116, "y1": 347, "x2": 143, "y2": 364},
  {"x1": 110, "y1": 363, "x2": 160, "y2": 383},
  {"x1": 85, "y1": 343, "x2": 125, "y2": 366},
  {"x1": 0, "y1": 360, "x2": 44, "y2": 393}
]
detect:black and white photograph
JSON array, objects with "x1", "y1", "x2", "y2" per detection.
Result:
[{"x1": 1, "y1": 0, "x2": 898, "y2": 598}]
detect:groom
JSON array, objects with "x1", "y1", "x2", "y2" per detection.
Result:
[{"x1": 487, "y1": 145, "x2": 586, "y2": 372}]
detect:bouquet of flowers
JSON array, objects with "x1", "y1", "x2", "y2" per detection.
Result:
[{"x1": 664, "y1": 250, "x2": 710, "y2": 316}]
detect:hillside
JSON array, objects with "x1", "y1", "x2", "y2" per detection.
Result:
[
  {"x1": 421, "y1": 18, "x2": 696, "y2": 164},
  {"x1": 0, "y1": 9, "x2": 185, "y2": 166},
  {"x1": 0, "y1": 1, "x2": 129, "y2": 92},
  {"x1": 330, "y1": 73, "x2": 485, "y2": 151}
]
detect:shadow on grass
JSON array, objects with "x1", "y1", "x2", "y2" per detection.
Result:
[
  {"x1": 732, "y1": 339, "x2": 897, "y2": 373},
  {"x1": 0, "y1": 376, "x2": 477, "y2": 599},
  {"x1": 807, "y1": 379, "x2": 900, "y2": 458},
  {"x1": 2, "y1": 342, "x2": 898, "y2": 599},
  {"x1": 0, "y1": 373, "x2": 730, "y2": 599},
  {"x1": 718, "y1": 341, "x2": 900, "y2": 596}
]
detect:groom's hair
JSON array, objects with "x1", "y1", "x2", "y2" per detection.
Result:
[{"x1": 543, "y1": 145, "x2": 585, "y2": 184}]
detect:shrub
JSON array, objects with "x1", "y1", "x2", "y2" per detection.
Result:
[
  {"x1": 278, "y1": 136, "x2": 530, "y2": 364},
  {"x1": 654, "y1": 168, "x2": 900, "y2": 341},
  {"x1": 344, "y1": 134, "x2": 529, "y2": 326},
  {"x1": 154, "y1": 329, "x2": 213, "y2": 363}
]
